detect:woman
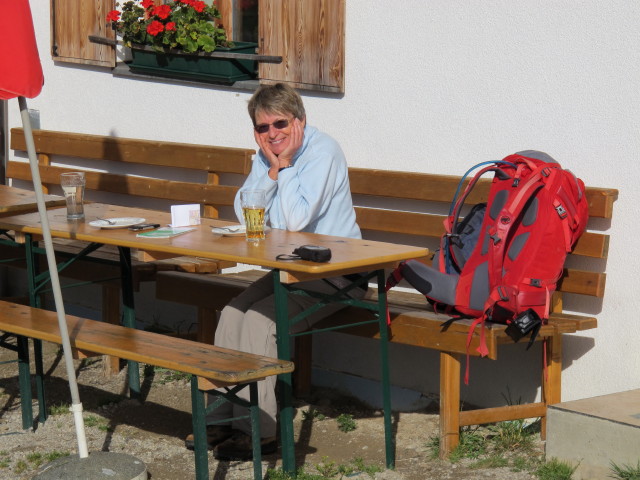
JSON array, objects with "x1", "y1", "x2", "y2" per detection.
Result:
[{"x1": 186, "y1": 83, "x2": 363, "y2": 460}]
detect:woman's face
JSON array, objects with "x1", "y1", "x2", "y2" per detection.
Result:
[{"x1": 254, "y1": 110, "x2": 304, "y2": 157}]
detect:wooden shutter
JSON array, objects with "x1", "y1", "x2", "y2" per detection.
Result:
[
  {"x1": 51, "y1": 0, "x2": 116, "y2": 67},
  {"x1": 258, "y1": 0, "x2": 345, "y2": 93}
]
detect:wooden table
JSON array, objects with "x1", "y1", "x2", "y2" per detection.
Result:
[
  {"x1": 0, "y1": 202, "x2": 429, "y2": 474},
  {"x1": 0, "y1": 184, "x2": 66, "y2": 216}
]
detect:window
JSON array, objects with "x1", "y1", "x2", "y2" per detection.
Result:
[{"x1": 51, "y1": 0, "x2": 345, "y2": 92}]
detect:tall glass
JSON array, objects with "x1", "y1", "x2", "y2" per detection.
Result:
[
  {"x1": 240, "y1": 190, "x2": 266, "y2": 242},
  {"x1": 60, "y1": 172, "x2": 86, "y2": 220}
]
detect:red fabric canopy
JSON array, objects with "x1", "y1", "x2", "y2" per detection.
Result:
[{"x1": 0, "y1": 0, "x2": 44, "y2": 100}]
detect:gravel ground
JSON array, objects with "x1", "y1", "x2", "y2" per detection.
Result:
[{"x1": 0, "y1": 339, "x2": 543, "y2": 479}]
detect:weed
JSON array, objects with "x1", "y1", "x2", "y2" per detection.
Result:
[
  {"x1": 301, "y1": 408, "x2": 326, "y2": 422},
  {"x1": 536, "y1": 457, "x2": 578, "y2": 480},
  {"x1": 48, "y1": 403, "x2": 70, "y2": 416},
  {"x1": 426, "y1": 435, "x2": 440, "y2": 460},
  {"x1": 350, "y1": 457, "x2": 382, "y2": 477},
  {"x1": 315, "y1": 456, "x2": 339, "y2": 477},
  {"x1": 45, "y1": 451, "x2": 70, "y2": 462},
  {"x1": 26, "y1": 452, "x2": 44, "y2": 467},
  {"x1": 470, "y1": 453, "x2": 508, "y2": 469},
  {"x1": 84, "y1": 415, "x2": 113, "y2": 432},
  {"x1": 489, "y1": 419, "x2": 537, "y2": 452},
  {"x1": 336, "y1": 413, "x2": 356, "y2": 433},
  {"x1": 153, "y1": 367, "x2": 191, "y2": 384},
  {"x1": 266, "y1": 468, "x2": 323, "y2": 479},
  {"x1": 610, "y1": 460, "x2": 640, "y2": 479},
  {"x1": 0, "y1": 458, "x2": 8, "y2": 468},
  {"x1": 14, "y1": 460, "x2": 27, "y2": 473},
  {"x1": 448, "y1": 427, "x2": 487, "y2": 462}
]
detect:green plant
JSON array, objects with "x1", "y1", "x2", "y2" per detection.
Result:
[
  {"x1": 301, "y1": 408, "x2": 326, "y2": 422},
  {"x1": 448, "y1": 427, "x2": 487, "y2": 462},
  {"x1": 470, "y1": 453, "x2": 509, "y2": 469},
  {"x1": 610, "y1": 460, "x2": 640, "y2": 479},
  {"x1": 153, "y1": 367, "x2": 192, "y2": 384},
  {"x1": 84, "y1": 415, "x2": 113, "y2": 432},
  {"x1": 536, "y1": 458, "x2": 578, "y2": 480},
  {"x1": 48, "y1": 403, "x2": 70, "y2": 416},
  {"x1": 107, "y1": 0, "x2": 232, "y2": 53},
  {"x1": 45, "y1": 451, "x2": 70, "y2": 462},
  {"x1": 14, "y1": 460, "x2": 27, "y2": 474},
  {"x1": 489, "y1": 419, "x2": 537, "y2": 452},
  {"x1": 315, "y1": 456, "x2": 339, "y2": 478},
  {"x1": 336, "y1": 413, "x2": 356, "y2": 433}
]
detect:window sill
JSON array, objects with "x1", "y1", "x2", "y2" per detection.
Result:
[{"x1": 112, "y1": 62, "x2": 260, "y2": 91}]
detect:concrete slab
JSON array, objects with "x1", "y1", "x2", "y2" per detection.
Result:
[
  {"x1": 33, "y1": 451, "x2": 147, "y2": 480},
  {"x1": 546, "y1": 389, "x2": 640, "y2": 480}
]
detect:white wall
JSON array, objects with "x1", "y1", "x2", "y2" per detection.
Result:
[{"x1": 9, "y1": 1, "x2": 639, "y2": 407}]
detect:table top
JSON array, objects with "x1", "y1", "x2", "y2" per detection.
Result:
[
  {"x1": 0, "y1": 184, "x2": 66, "y2": 215},
  {"x1": 0, "y1": 203, "x2": 429, "y2": 280}
]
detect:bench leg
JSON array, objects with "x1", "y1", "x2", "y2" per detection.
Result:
[
  {"x1": 102, "y1": 284, "x2": 121, "y2": 376},
  {"x1": 190, "y1": 377, "x2": 210, "y2": 480},
  {"x1": 33, "y1": 338, "x2": 46, "y2": 424},
  {"x1": 541, "y1": 334, "x2": 562, "y2": 439},
  {"x1": 17, "y1": 335, "x2": 33, "y2": 430},
  {"x1": 248, "y1": 382, "x2": 263, "y2": 480},
  {"x1": 439, "y1": 351, "x2": 461, "y2": 459}
]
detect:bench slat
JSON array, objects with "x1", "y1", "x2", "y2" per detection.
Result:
[
  {"x1": 10, "y1": 128, "x2": 255, "y2": 174},
  {"x1": 349, "y1": 167, "x2": 618, "y2": 219},
  {"x1": 0, "y1": 301, "x2": 293, "y2": 384},
  {"x1": 356, "y1": 207, "x2": 610, "y2": 259},
  {"x1": 7, "y1": 162, "x2": 240, "y2": 207}
]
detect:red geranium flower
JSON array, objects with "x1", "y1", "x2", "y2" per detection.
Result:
[
  {"x1": 152, "y1": 4, "x2": 172, "y2": 19},
  {"x1": 191, "y1": 1, "x2": 206, "y2": 13},
  {"x1": 106, "y1": 10, "x2": 121, "y2": 22},
  {"x1": 165, "y1": 22, "x2": 176, "y2": 31},
  {"x1": 146, "y1": 20, "x2": 165, "y2": 36},
  {"x1": 141, "y1": 0, "x2": 155, "y2": 9}
]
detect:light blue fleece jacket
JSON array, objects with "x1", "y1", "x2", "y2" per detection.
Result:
[{"x1": 235, "y1": 125, "x2": 361, "y2": 239}]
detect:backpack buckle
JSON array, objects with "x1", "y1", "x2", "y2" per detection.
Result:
[
  {"x1": 555, "y1": 204, "x2": 567, "y2": 219},
  {"x1": 530, "y1": 278, "x2": 542, "y2": 287}
]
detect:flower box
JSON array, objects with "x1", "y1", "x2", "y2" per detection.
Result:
[{"x1": 128, "y1": 42, "x2": 258, "y2": 84}]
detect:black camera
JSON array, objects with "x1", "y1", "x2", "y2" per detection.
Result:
[
  {"x1": 292, "y1": 245, "x2": 332, "y2": 263},
  {"x1": 505, "y1": 308, "x2": 542, "y2": 347}
]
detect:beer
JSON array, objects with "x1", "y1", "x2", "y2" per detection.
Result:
[{"x1": 243, "y1": 206, "x2": 266, "y2": 241}]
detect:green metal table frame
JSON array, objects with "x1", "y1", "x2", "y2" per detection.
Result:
[{"x1": 272, "y1": 268, "x2": 395, "y2": 474}]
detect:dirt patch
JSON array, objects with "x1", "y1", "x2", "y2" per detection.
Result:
[{"x1": 0, "y1": 340, "x2": 542, "y2": 479}]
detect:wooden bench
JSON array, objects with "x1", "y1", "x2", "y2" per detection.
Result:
[
  {"x1": 155, "y1": 165, "x2": 618, "y2": 458},
  {"x1": 6, "y1": 127, "x2": 255, "y2": 370},
  {"x1": 0, "y1": 299, "x2": 293, "y2": 480}
]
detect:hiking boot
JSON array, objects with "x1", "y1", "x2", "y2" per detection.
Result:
[
  {"x1": 213, "y1": 431, "x2": 277, "y2": 460},
  {"x1": 184, "y1": 425, "x2": 233, "y2": 450}
]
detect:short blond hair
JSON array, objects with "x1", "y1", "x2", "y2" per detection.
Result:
[{"x1": 247, "y1": 83, "x2": 306, "y2": 125}]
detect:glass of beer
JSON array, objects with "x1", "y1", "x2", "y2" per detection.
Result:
[{"x1": 240, "y1": 190, "x2": 266, "y2": 242}]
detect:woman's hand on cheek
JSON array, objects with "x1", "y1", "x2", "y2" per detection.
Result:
[
  {"x1": 279, "y1": 118, "x2": 304, "y2": 164},
  {"x1": 254, "y1": 129, "x2": 279, "y2": 170}
]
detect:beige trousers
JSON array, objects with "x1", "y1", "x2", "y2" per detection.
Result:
[{"x1": 207, "y1": 271, "x2": 365, "y2": 438}]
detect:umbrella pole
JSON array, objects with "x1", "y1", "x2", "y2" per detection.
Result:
[{"x1": 17, "y1": 96, "x2": 89, "y2": 459}]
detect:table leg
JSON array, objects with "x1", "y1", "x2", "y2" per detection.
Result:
[
  {"x1": 273, "y1": 269, "x2": 296, "y2": 474},
  {"x1": 376, "y1": 269, "x2": 395, "y2": 468},
  {"x1": 25, "y1": 236, "x2": 44, "y2": 424},
  {"x1": 118, "y1": 247, "x2": 140, "y2": 400}
]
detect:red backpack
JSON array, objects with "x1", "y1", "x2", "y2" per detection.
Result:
[{"x1": 387, "y1": 151, "x2": 589, "y2": 380}]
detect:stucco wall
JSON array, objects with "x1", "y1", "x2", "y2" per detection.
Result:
[{"x1": 8, "y1": 1, "x2": 638, "y2": 408}]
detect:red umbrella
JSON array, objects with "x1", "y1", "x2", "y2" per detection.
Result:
[
  {"x1": 0, "y1": 0, "x2": 89, "y2": 459},
  {"x1": 0, "y1": 0, "x2": 44, "y2": 99}
]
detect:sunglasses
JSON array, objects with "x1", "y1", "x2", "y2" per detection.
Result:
[{"x1": 254, "y1": 119, "x2": 290, "y2": 134}]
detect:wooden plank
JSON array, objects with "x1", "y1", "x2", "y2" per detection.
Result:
[
  {"x1": 10, "y1": 128, "x2": 254, "y2": 174},
  {"x1": 0, "y1": 300, "x2": 293, "y2": 383},
  {"x1": 349, "y1": 167, "x2": 618, "y2": 220},
  {"x1": 7, "y1": 162, "x2": 240, "y2": 207},
  {"x1": 459, "y1": 402, "x2": 547, "y2": 427}
]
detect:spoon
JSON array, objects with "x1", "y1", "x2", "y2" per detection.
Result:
[{"x1": 96, "y1": 217, "x2": 116, "y2": 225}]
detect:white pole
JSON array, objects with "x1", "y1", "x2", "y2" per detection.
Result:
[{"x1": 17, "y1": 96, "x2": 89, "y2": 459}]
